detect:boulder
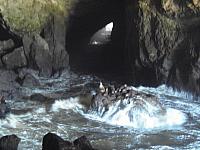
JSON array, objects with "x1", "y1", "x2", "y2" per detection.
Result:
[
  {"x1": 2, "y1": 47, "x2": 27, "y2": 69},
  {"x1": 42, "y1": 132, "x2": 95, "y2": 150},
  {"x1": 23, "y1": 30, "x2": 69, "y2": 77},
  {"x1": 0, "y1": 134, "x2": 20, "y2": 150}
]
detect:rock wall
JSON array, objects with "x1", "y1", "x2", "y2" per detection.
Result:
[{"x1": 128, "y1": 0, "x2": 200, "y2": 95}]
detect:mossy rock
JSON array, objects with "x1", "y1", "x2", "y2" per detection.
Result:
[{"x1": 0, "y1": 0, "x2": 74, "y2": 33}]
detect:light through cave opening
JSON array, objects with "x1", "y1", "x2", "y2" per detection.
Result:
[{"x1": 90, "y1": 22, "x2": 113, "y2": 45}]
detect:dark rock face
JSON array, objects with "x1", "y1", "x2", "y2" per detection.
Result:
[
  {"x1": 125, "y1": 0, "x2": 200, "y2": 95},
  {"x1": 42, "y1": 132, "x2": 95, "y2": 150},
  {"x1": 0, "y1": 134, "x2": 20, "y2": 150},
  {"x1": 29, "y1": 34, "x2": 53, "y2": 77},
  {"x1": 41, "y1": 15, "x2": 69, "y2": 76}
]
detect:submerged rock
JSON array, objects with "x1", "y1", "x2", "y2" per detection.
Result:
[
  {"x1": 42, "y1": 132, "x2": 95, "y2": 150},
  {"x1": 0, "y1": 134, "x2": 20, "y2": 150}
]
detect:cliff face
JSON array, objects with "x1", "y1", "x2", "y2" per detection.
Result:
[{"x1": 129, "y1": 0, "x2": 200, "y2": 94}]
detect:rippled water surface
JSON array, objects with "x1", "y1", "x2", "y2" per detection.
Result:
[{"x1": 1, "y1": 72, "x2": 200, "y2": 150}]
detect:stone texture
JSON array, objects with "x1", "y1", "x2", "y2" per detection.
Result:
[
  {"x1": 42, "y1": 133, "x2": 95, "y2": 150},
  {"x1": 41, "y1": 14, "x2": 69, "y2": 75},
  {"x1": 0, "y1": 70, "x2": 20, "y2": 98},
  {"x1": 2, "y1": 47, "x2": 27, "y2": 69},
  {"x1": 29, "y1": 34, "x2": 53, "y2": 77},
  {"x1": 0, "y1": 135, "x2": 20, "y2": 150}
]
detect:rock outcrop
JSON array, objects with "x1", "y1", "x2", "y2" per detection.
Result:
[
  {"x1": 0, "y1": 13, "x2": 69, "y2": 77},
  {"x1": 127, "y1": 0, "x2": 200, "y2": 95},
  {"x1": 42, "y1": 133, "x2": 95, "y2": 150},
  {"x1": 0, "y1": 134, "x2": 20, "y2": 150}
]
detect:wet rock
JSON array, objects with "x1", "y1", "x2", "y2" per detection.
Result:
[
  {"x1": 42, "y1": 133, "x2": 95, "y2": 150},
  {"x1": 0, "y1": 69, "x2": 20, "y2": 99},
  {"x1": 73, "y1": 135, "x2": 94, "y2": 150},
  {"x1": 29, "y1": 93, "x2": 53, "y2": 102},
  {"x1": 90, "y1": 83, "x2": 166, "y2": 117},
  {"x1": 15, "y1": 68, "x2": 40, "y2": 87},
  {"x1": 0, "y1": 134, "x2": 20, "y2": 150},
  {"x1": 22, "y1": 73, "x2": 40, "y2": 87},
  {"x1": 2, "y1": 47, "x2": 27, "y2": 69},
  {"x1": 42, "y1": 133, "x2": 72, "y2": 150}
]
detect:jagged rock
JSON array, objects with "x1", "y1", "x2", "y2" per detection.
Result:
[
  {"x1": 29, "y1": 34, "x2": 53, "y2": 77},
  {"x1": 90, "y1": 83, "x2": 166, "y2": 117},
  {"x1": 42, "y1": 133, "x2": 95, "y2": 150},
  {"x1": 125, "y1": 0, "x2": 200, "y2": 95},
  {"x1": 41, "y1": 14, "x2": 69, "y2": 75},
  {"x1": 0, "y1": 134, "x2": 20, "y2": 150},
  {"x1": 23, "y1": 30, "x2": 69, "y2": 77},
  {"x1": 2, "y1": 47, "x2": 27, "y2": 69}
]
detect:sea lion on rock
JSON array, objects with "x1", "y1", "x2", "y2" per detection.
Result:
[{"x1": 90, "y1": 83, "x2": 166, "y2": 118}]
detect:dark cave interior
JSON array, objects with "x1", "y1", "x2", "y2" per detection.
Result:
[{"x1": 66, "y1": 0, "x2": 133, "y2": 82}]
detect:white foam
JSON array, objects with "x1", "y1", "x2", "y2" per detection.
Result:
[
  {"x1": 85, "y1": 98, "x2": 187, "y2": 129},
  {"x1": 51, "y1": 97, "x2": 83, "y2": 112},
  {"x1": 0, "y1": 114, "x2": 23, "y2": 128}
]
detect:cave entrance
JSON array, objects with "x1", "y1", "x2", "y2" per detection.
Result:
[{"x1": 66, "y1": 0, "x2": 132, "y2": 82}]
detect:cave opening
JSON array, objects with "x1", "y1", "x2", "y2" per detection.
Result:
[{"x1": 66, "y1": 0, "x2": 133, "y2": 82}]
